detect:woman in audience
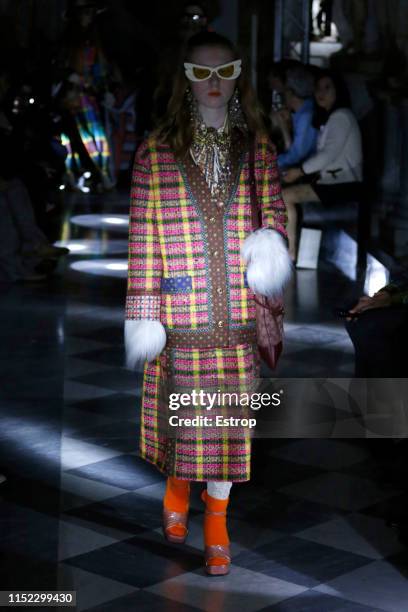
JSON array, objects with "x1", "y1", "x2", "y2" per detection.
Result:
[{"x1": 281, "y1": 70, "x2": 363, "y2": 260}]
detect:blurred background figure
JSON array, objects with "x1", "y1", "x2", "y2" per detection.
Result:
[
  {"x1": 346, "y1": 275, "x2": 408, "y2": 377},
  {"x1": 331, "y1": 0, "x2": 369, "y2": 57},
  {"x1": 57, "y1": 0, "x2": 118, "y2": 193},
  {"x1": 179, "y1": 2, "x2": 209, "y2": 38},
  {"x1": 0, "y1": 61, "x2": 69, "y2": 283}
]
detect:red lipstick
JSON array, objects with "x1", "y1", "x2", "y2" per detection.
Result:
[{"x1": 208, "y1": 91, "x2": 221, "y2": 97}]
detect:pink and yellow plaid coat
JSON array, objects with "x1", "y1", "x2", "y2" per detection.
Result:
[{"x1": 126, "y1": 129, "x2": 287, "y2": 482}]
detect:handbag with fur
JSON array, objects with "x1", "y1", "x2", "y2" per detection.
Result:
[{"x1": 246, "y1": 139, "x2": 289, "y2": 370}]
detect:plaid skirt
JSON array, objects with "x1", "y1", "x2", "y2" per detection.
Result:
[{"x1": 139, "y1": 343, "x2": 260, "y2": 482}]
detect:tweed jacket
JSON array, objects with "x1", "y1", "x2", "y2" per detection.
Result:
[{"x1": 125, "y1": 128, "x2": 287, "y2": 349}]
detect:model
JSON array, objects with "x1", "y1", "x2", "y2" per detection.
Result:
[{"x1": 125, "y1": 31, "x2": 291, "y2": 575}]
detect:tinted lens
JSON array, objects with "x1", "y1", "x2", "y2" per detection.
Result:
[
  {"x1": 192, "y1": 66, "x2": 211, "y2": 80},
  {"x1": 217, "y1": 64, "x2": 235, "y2": 78}
]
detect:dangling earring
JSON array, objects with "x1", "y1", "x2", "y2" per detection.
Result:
[
  {"x1": 185, "y1": 86, "x2": 193, "y2": 107},
  {"x1": 228, "y1": 87, "x2": 247, "y2": 130},
  {"x1": 185, "y1": 86, "x2": 202, "y2": 128}
]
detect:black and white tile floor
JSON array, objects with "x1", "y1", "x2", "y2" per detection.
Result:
[{"x1": 0, "y1": 191, "x2": 407, "y2": 611}]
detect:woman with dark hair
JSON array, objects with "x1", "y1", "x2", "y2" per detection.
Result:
[
  {"x1": 281, "y1": 70, "x2": 363, "y2": 260},
  {"x1": 124, "y1": 31, "x2": 291, "y2": 575}
]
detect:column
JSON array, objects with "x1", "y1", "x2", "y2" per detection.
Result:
[
  {"x1": 380, "y1": 95, "x2": 401, "y2": 210},
  {"x1": 390, "y1": 98, "x2": 408, "y2": 255}
]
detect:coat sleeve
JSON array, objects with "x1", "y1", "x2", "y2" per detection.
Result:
[
  {"x1": 125, "y1": 140, "x2": 163, "y2": 321},
  {"x1": 257, "y1": 139, "x2": 288, "y2": 240},
  {"x1": 241, "y1": 137, "x2": 291, "y2": 297}
]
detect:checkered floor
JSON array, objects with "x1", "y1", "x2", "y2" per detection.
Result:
[
  {"x1": 58, "y1": 379, "x2": 408, "y2": 611},
  {"x1": 1, "y1": 191, "x2": 407, "y2": 611}
]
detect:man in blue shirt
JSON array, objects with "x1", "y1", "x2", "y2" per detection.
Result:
[{"x1": 277, "y1": 66, "x2": 318, "y2": 171}]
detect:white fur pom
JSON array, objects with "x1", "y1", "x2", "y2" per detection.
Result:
[
  {"x1": 241, "y1": 228, "x2": 292, "y2": 296},
  {"x1": 124, "y1": 319, "x2": 166, "y2": 370}
]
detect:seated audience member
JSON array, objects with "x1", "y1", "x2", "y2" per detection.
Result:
[
  {"x1": 277, "y1": 65, "x2": 318, "y2": 172},
  {"x1": 282, "y1": 70, "x2": 362, "y2": 260},
  {"x1": 0, "y1": 65, "x2": 68, "y2": 282},
  {"x1": 345, "y1": 279, "x2": 408, "y2": 545},
  {"x1": 0, "y1": 178, "x2": 69, "y2": 282},
  {"x1": 345, "y1": 278, "x2": 408, "y2": 377}
]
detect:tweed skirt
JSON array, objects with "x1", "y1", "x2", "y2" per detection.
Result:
[{"x1": 139, "y1": 343, "x2": 260, "y2": 482}]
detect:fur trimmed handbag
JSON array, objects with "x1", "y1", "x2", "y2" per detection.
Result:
[{"x1": 248, "y1": 140, "x2": 285, "y2": 370}]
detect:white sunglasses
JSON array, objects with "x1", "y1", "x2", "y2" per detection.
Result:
[{"x1": 184, "y1": 59, "x2": 242, "y2": 82}]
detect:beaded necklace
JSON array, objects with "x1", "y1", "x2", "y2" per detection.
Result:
[{"x1": 190, "y1": 110, "x2": 233, "y2": 201}]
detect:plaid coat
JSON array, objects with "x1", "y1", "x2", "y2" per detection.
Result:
[{"x1": 126, "y1": 128, "x2": 287, "y2": 482}]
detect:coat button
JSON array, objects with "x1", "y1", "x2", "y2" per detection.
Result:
[
  {"x1": 213, "y1": 250, "x2": 219, "y2": 257},
  {"x1": 217, "y1": 320, "x2": 224, "y2": 327},
  {"x1": 209, "y1": 217, "x2": 215, "y2": 223},
  {"x1": 218, "y1": 201, "x2": 224, "y2": 207},
  {"x1": 216, "y1": 287, "x2": 223, "y2": 294}
]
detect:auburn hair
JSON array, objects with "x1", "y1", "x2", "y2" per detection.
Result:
[{"x1": 152, "y1": 31, "x2": 268, "y2": 159}]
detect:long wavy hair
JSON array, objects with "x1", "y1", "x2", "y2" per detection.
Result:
[{"x1": 152, "y1": 31, "x2": 268, "y2": 159}]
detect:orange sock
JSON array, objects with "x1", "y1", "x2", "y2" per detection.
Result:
[
  {"x1": 202, "y1": 490, "x2": 230, "y2": 563},
  {"x1": 163, "y1": 476, "x2": 190, "y2": 537}
]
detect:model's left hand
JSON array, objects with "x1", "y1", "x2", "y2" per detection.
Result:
[
  {"x1": 241, "y1": 228, "x2": 292, "y2": 297},
  {"x1": 282, "y1": 167, "x2": 303, "y2": 184}
]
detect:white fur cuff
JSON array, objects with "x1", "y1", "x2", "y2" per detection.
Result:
[
  {"x1": 241, "y1": 228, "x2": 292, "y2": 296},
  {"x1": 124, "y1": 319, "x2": 166, "y2": 370}
]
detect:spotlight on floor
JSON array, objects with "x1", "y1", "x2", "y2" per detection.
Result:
[
  {"x1": 70, "y1": 215, "x2": 129, "y2": 232},
  {"x1": 325, "y1": 230, "x2": 358, "y2": 281},
  {"x1": 364, "y1": 256, "x2": 389, "y2": 296},
  {"x1": 55, "y1": 242, "x2": 87, "y2": 253},
  {"x1": 106, "y1": 263, "x2": 128, "y2": 271},
  {"x1": 70, "y1": 259, "x2": 128, "y2": 278},
  {"x1": 103, "y1": 217, "x2": 128, "y2": 225},
  {"x1": 53, "y1": 239, "x2": 128, "y2": 255}
]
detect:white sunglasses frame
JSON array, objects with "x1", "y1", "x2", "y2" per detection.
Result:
[{"x1": 184, "y1": 59, "x2": 242, "y2": 82}]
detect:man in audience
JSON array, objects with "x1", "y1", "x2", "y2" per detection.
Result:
[
  {"x1": 346, "y1": 279, "x2": 408, "y2": 545},
  {"x1": 277, "y1": 65, "x2": 318, "y2": 171},
  {"x1": 346, "y1": 279, "x2": 408, "y2": 377}
]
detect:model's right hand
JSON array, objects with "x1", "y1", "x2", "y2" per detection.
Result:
[{"x1": 124, "y1": 320, "x2": 167, "y2": 370}]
